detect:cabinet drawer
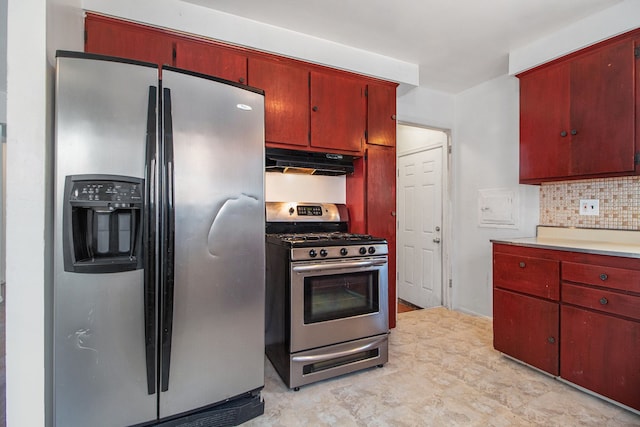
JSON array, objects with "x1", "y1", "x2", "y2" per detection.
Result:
[
  {"x1": 562, "y1": 262, "x2": 640, "y2": 294},
  {"x1": 562, "y1": 283, "x2": 640, "y2": 321},
  {"x1": 493, "y1": 253, "x2": 559, "y2": 300}
]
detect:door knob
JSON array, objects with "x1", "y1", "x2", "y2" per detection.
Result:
[
  {"x1": 435, "y1": 226, "x2": 440, "y2": 231},
  {"x1": 433, "y1": 238, "x2": 441, "y2": 243}
]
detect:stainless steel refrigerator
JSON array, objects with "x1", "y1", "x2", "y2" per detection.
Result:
[{"x1": 53, "y1": 51, "x2": 266, "y2": 427}]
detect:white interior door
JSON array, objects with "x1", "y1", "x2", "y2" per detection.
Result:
[{"x1": 397, "y1": 146, "x2": 443, "y2": 308}]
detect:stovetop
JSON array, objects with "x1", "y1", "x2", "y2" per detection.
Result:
[
  {"x1": 265, "y1": 202, "x2": 388, "y2": 260},
  {"x1": 273, "y1": 232, "x2": 383, "y2": 245}
]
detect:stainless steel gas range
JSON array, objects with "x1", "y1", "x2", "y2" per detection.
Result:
[{"x1": 265, "y1": 202, "x2": 389, "y2": 390}]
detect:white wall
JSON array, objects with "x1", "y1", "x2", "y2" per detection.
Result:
[
  {"x1": 452, "y1": 75, "x2": 539, "y2": 317},
  {"x1": 1, "y1": 0, "x2": 7, "y2": 288},
  {"x1": 397, "y1": 85, "x2": 455, "y2": 131},
  {"x1": 510, "y1": 0, "x2": 640, "y2": 74},
  {"x1": 266, "y1": 174, "x2": 345, "y2": 204},
  {"x1": 6, "y1": 1, "x2": 48, "y2": 424},
  {"x1": 6, "y1": 0, "x2": 83, "y2": 425}
]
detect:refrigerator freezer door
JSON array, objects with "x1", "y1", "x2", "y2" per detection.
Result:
[
  {"x1": 54, "y1": 54, "x2": 158, "y2": 426},
  {"x1": 159, "y1": 69, "x2": 265, "y2": 418}
]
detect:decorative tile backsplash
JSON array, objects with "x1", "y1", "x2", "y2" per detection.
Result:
[{"x1": 539, "y1": 176, "x2": 640, "y2": 230}]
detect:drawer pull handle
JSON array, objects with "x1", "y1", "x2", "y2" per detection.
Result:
[
  {"x1": 599, "y1": 273, "x2": 608, "y2": 281},
  {"x1": 519, "y1": 262, "x2": 526, "y2": 268},
  {"x1": 547, "y1": 337, "x2": 556, "y2": 344},
  {"x1": 599, "y1": 297, "x2": 608, "y2": 305}
]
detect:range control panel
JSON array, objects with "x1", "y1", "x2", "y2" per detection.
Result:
[
  {"x1": 266, "y1": 202, "x2": 347, "y2": 223},
  {"x1": 297, "y1": 205, "x2": 323, "y2": 216}
]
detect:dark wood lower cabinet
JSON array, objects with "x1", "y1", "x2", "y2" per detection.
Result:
[
  {"x1": 365, "y1": 145, "x2": 396, "y2": 330},
  {"x1": 493, "y1": 288, "x2": 559, "y2": 375},
  {"x1": 493, "y1": 243, "x2": 640, "y2": 411},
  {"x1": 561, "y1": 305, "x2": 640, "y2": 411}
]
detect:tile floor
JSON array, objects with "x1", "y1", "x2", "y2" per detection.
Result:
[
  {"x1": 0, "y1": 290, "x2": 4, "y2": 427},
  {"x1": 2, "y1": 305, "x2": 638, "y2": 426},
  {"x1": 247, "y1": 307, "x2": 640, "y2": 427}
]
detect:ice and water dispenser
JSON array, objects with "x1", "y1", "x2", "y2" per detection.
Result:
[{"x1": 63, "y1": 175, "x2": 144, "y2": 273}]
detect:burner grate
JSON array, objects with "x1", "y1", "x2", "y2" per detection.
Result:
[{"x1": 276, "y1": 232, "x2": 375, "y2": 243}]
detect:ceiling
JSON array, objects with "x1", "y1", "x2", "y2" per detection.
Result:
[{"x1": 184, "y1": 0, "x2": 623, "y2": 93}]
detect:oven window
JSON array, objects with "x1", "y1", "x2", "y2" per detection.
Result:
[{"x1": 304, "y1": 271, "x2": 379, "y2": 323}]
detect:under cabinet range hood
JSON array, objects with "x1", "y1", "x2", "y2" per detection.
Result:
[{"x1": 265, "y1": 147, "x2": 356, "y2": 176}]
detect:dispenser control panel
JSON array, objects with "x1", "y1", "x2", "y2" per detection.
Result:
[{"x1": 69, "y1": 180, "x2": 142, "y2": 205}]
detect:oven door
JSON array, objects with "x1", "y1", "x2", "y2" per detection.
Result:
[{"x1": 289, "y1": 255, "x2": 389, "y2": 353}]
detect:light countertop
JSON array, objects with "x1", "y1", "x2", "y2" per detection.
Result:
[{"x1": 491, "y1": 226, "x2": 640, "y2": 259}]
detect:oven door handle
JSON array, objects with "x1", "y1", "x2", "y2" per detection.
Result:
[
  {"x1": 292, "y1": 259, "x2": 387, "y2": 273},
  {"x1": 291, "y1": 335, "x2": 388, "y2": 364}
]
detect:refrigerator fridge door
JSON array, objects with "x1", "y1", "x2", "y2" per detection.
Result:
[
  {"x1": 54, "y1": 53, "x2": 159, "y2": 426},
  {"x1": 158, "y1": 68, "x2": 265, "y2": 418}
]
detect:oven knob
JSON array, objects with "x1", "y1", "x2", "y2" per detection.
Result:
[
  {"x1": 359, "y1": 247, "x2": 367, "y2": 255},
  {"x1": 319, "y1": 249, "x2": 328, "y2": 257},
  {"x1": 309, "y1": 249, "x2": 317, "y2": 258},
  {"x1": 340, "y1": 248, "x2": 348, "y2": 256},
  {"x1": 368, "y1": 246, "x2": 376, "y2": 254}
]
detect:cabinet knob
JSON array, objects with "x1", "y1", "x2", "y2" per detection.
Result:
[
  {"x1": 239, "y1": 77, "x2": 245, "y2": 84},
  {"x1": 570, "y1": 129, "x2": 578, "y2": 135},
  {"x1": 519, "y1": 262, "x2": 526, "y2": 268},
  {"x1": 560, "y1": 131, "x2": 568, "y2": 137},
  {"x1": 391, "y1": 211, "x2": 397, "y2": 217},
  {"x1": 599, "y1": 273, "x2": 608, "y2": 281},
  {"x1": 547, "y1": 337, "x2": 556, "y2": 344},
  {"x1": 599, "y1": 297, "x2": 608, "y2": 305},
  {"x1": 312, "y1": 106, "x2": 319, "y2": 112},
  {"x1": 433, "y1": 238, "x2": 441, "y2": 243},
  {"x1": 391, "y1": 114, "x2": 397, "y2": 120}
]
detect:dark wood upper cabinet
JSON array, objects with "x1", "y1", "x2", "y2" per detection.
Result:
[
  {"x1": 174, "y1": 38, "x2": 247, "y2": 83},
  {"x1": 519, "y1": 62, "x2": 571, "y2": 181},
  {"x1": 85, "y1": 14, "x2": 175, "y2": 67},
  {"x1": 569, "y1": 38, "x2": 635, "y2": 176},
  {"x1": 248, "y1": 57, "x2": 309, "y2": 147},
  {"x1": 367, "y1": 83, "x2": 397, "y2": 147},
  {"x1": 310, "y1": 71, "x2": 366, "y2": 153},
  {"x1": 518, "y1": 35, "x2": 638, "y2": 184}
]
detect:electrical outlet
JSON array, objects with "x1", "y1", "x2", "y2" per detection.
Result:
[{"x1": 579, "y1": 199, "x2": 599, "y2": 216}]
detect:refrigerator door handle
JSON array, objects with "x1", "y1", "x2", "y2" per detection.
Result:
[
  {"x1": 143, "y1": 85, "x2": 158, "y2": 395},
  {"x1": 160, "y1": 87, "x2": 176, "y2": 392}
]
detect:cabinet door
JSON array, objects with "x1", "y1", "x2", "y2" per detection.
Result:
[
  {"x1": 248, "y1": 58, "x2": 309, "y2": 148},
  {"x1": 367, "y1": 83, "x2": 396, "y2": 147},
  {"x1": 310, "y1": 71, "x2": 366, "y2": 153},
  {"x1": 519, "y1": 62, "x2": 570, "y2": 182},
  {"x1": 519, "y1": 36, "x2": 637, "y2": 183},
  {"x1": 561, "y1": 305, "x2": 640, "y2": 411},
  {"x1": 569, "y1": 38, "x2": 635, "y2": 176},
  {"x1": 366, "y1": 146, "x2": 397, "y2": 329},
  {"x1": 174, "y1": 38, "x2": 247, "y2": 83},
  {"x1": 85, "y1": 14, "x2": 174, "y2": 66},
  {"x1": 493, "y1": 288, "x2": 559, "y2": 375}
]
